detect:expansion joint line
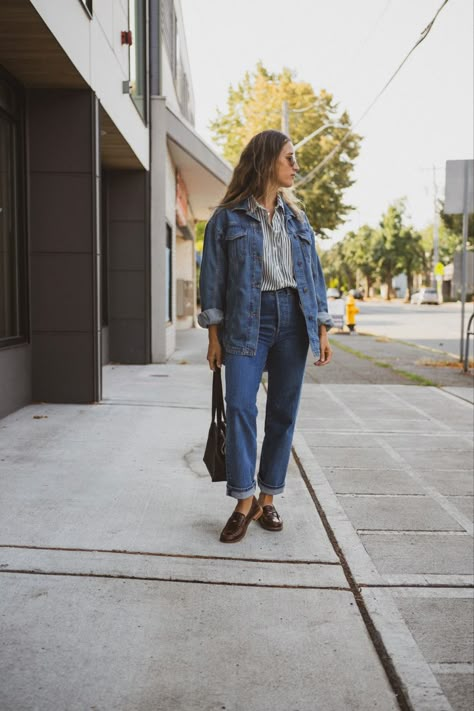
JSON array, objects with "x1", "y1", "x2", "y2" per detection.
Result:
[
  {"x1": 0, "y1": 568, "x2": 349, "y2": 592},
  {"x1": 0, "y1": 544, "x2": 339, "y2": 567},
  {"x1": 291, "y1": 446, "x2": 412, "y2": 711}
]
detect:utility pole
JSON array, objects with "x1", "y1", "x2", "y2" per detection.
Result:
[
  {"x1": 459, "y1": 161, "x2": 469, "y2": 363},
  {"x1": 281, "y1": 100, "x2": 289, "y2": 135},
  {"x1": 432, "y1": 166, "x2": 442, "y2": 302},
  {"x1": 444, "y1": 159, "x2": 474, "y2": 363},
  {"x1": 433, "y1": 166, "x2": 439, "y2": 268}
]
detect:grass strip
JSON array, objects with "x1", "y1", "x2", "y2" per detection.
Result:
[
  {"x1": 329, "y1": 338, "x2": 438, "y2": 387},
  {"x1": 358, "y1": 330, "x2": 460, "y2": 360}
]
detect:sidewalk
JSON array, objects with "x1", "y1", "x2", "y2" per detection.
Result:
[{"x1": 0, "y1": 328, "x2": 472, "y2": 711}]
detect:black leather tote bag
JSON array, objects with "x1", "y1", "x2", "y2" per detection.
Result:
[{"x1": 203, "y1": 369, "x2": 227, "y2": 482}]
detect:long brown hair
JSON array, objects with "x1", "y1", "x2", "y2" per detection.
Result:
[{"x1": 219, "y1": 130, "x2": 303, "y2": 219}]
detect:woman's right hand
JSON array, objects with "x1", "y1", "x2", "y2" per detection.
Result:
[{"x1": 207, "y1": 326, "x2": 223, "y2": 371}]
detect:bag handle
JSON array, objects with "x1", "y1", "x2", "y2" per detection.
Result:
[{"x1": 211, "y1": 369, "x2": 226, "y2": 425}]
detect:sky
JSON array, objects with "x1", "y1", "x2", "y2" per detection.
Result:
[{"x1": 180, "y1": 0, "x2": 473, "y2": 244}]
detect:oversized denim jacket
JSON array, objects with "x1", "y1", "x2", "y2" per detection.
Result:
[{"x1": 198, "y1": 198, "x2": 333, "y2": 358}]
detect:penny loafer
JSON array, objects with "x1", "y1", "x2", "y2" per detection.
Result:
[
  {"x1": 220, "y1": 497, "x2": 263, "y2": 543},
  {"x1": 259, "y1": 504, "x2": 283, "y2": 531}
]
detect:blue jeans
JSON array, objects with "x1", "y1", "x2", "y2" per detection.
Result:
[{"x1": 224, "y1": 288, "x2": 309, "y2": 499}]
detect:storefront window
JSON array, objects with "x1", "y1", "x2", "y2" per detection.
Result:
[
  {"x1": 0, "y1": 79, "x2": 26, "y2": 346},
  {"x1": 129, "y1": 0, "x2": 147, "y2": 122}
]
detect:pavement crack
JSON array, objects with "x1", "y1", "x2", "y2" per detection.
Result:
[
  {"x1": 0, "y1": 568, "x2": 350, "y2": 591},
  {"x1": 0, "y1": 544, "x2": 340, "y2": 566},
  {"x1": 358, "y1": 583, "x2": 474, "y2": 589},
  {"x1": 99, "y1": 401, "x2": 208, "y2": 411}
]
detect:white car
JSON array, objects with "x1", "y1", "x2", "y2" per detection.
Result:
[{"x1": 410, "y1": 288, "x2": 440, "y2": 305}]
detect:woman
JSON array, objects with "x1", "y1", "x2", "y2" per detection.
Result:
[{"x1": 198, "y1": 130, "x2": 333, "y2": 543}]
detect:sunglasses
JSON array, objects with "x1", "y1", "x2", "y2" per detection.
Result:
[{"x1": 286, "y1": 154, "x2": 298, "y2": 167}]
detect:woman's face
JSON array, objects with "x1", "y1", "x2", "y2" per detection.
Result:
[{"x1": 273, "y1": 141, "x2": 299, "y2": 188}]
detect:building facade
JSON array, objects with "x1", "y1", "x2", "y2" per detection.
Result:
[{"x1": 0, "y1": 0, "x2": 231, "y2": 418}]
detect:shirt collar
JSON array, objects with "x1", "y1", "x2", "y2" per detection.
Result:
[{"x1": 249, "y1": 193, "x2": 285, "y2": 214}]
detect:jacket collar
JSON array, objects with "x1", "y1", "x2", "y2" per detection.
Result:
[{"x1": 231, "y1": 195, "x2": 296, "y2": 221}]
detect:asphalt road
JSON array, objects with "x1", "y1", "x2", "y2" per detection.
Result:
[{"x1": 354, "y1": 299, "x2": 474, "y2": 357}]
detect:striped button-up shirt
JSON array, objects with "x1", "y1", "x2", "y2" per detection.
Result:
[{"x1": 249, "y1": 194, "x2": 297, "y2": 291}]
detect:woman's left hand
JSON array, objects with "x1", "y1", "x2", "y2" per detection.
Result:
[{"x1": 314, "y1": 327, "x2": 332, "y2": 366}]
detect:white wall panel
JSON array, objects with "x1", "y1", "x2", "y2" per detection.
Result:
[{"x1": 30, "y1": 0, "x2": 149, "y2": 169}]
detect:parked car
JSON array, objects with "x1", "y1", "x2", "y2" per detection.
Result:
[
  {"x1": 410, "y1": 288, "x2": 440, "y2": 305},
  {"x1": 349, "y1": 288, "x2": 364, "y2": 300},
  {"x1": 326, "y1": 287, "x2": 342, "y2": 299}
]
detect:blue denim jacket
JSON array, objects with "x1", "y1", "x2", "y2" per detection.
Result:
[{"x1": 198, "y1": 198, "x2": 333, "y2": 358}]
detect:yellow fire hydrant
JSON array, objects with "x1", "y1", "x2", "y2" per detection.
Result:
[{"x1": 345, "y1": 294, "x2": 360, "y2": 333}]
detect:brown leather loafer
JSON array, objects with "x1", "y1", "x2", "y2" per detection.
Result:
[
  {"x1": 219, "y1": 497, "x2": 263, "y2": 543},
  {"x1": 259, "y1": 504, "x2": 283, "y2": 531}
]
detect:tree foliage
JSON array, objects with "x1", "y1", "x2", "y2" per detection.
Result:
[
  {"x1": 421, "y1": 222, "x2": 463, "y2": 268},
  {"x1": 321, "y1": 201, "x2": 426, "y2": 298},
  {"x1": 210, "y1": 63, "x2": 361, "y2": 237},
  {"x1": 440, "y1": 206, "x2": 474, "y2": 244},
  {"x1": 373, "y1": 201, "x2": 425, "y2": 297}
]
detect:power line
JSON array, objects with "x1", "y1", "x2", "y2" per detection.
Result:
[
  {"x1": 344, "y1": 0, "x2": 393, "y2": 70},
  {"x1": 295, "y1": 0, "x2": 451, "y2": 189}
]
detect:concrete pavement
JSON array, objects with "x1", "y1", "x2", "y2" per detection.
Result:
[{"x1": 0, "y1": 327, "x2": 472, "y2": 710}]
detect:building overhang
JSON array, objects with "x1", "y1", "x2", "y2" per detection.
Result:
[
  {"x1": 0, "y1": 0, "x2": 143, "y2": 171},
  {"x1": 0, "y1": 0, "x2": 86, "y2": 89},
  {"x1": 166, "y1": 106, "x2": 232, "y2": 221}
]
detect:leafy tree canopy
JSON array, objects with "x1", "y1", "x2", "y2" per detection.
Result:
[
  {"x1": 321, "y1": 200, "x2": 426, "y2": 297},
  {"x1": 440, "y1": 206, "x2": 474, "y2": 243},
  {"x1": 210, "y1": 62, "x2": 361, "y2": 237},
  {"x1": 421, "y1": 222, "x2": 466, "y2": 266}
]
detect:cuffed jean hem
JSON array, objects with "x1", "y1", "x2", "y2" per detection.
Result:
[
  {"x1": 226, "y1": 483, "x2": 257, "y2": 500},
  {"x1": 257, "y1": 476, "x2": 285, "y2": 496}
]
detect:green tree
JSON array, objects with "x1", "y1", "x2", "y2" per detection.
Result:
[
  {"x1": 421, "y1": 222, "x2": 462, "y2": 269},
  {"x1": 343, "y1": 226, "x2": 378, "y2": 294},
  {"x1": 395, "y1": 227, "x2": 426, "y2": 294},
  {"x1": 440, "y1": 206, "x2": 474, "y2": 245},
  {"x1": 320, "y1": 240, "x2": 356, "y2": 292},
  {"x1": 371, "y1": 201, "x2": 427, "y2": 299},
  {"x1": 210, "y1": 62, "x2": 361, "y2": 237}
]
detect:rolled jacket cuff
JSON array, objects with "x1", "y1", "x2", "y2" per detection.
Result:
[
  {"x1": 197, "y1": 308, "x2": 224, "y2": 328},
  {"x1": 317, "y1": 311, "x2": 334, "y2": 331}
]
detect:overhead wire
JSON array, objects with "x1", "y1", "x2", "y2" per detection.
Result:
[
  {"x1": 345, "y1": 0, "x2": 393, "y2": 69},
  {"x1": 295, "y1": 0, "x2": 451, "y2": 189}
]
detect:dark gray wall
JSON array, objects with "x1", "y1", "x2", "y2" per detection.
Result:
[
  {"x1": 107, "y1": 171, "x2": 150, "y2": 364},
  {"x1": 28, "y1": 89, "x2": 101, "y2": 403},
  {"x1": 0, "y1": 345, "x2": 31, "y2": 419}
]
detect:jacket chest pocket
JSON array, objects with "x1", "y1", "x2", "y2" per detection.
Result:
[
  {"x1": 224, "y1": 228, "x2": 248, "y2": 260},
  {"x1": 296, "y1": 232, "x2": 311, "y2": 259}
]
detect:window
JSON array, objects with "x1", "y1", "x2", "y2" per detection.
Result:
[
  {"x1": 129, "y1": 0, "x2": 148, "y2": 121},
  {"x1": 160, "y1": 0, "x2": 193, "y2": 123},
  {"x1": 166, "y1": 223, "x2": 172, "y2": 322},
  {"x1": 161, "y1": 0, "x2": 177, "y2": 79},
  {"x1": 0, "y1": 77, "x2": 27, "y2": 346}
]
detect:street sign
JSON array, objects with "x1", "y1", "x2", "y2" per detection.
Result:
[
  {"x1": 444, "y1": 160, "x2": 474, "y2": 214},
  {"x1": 434, "y1": 262, "x2": 444, "y2": 276},
  {"x1": 444, "y1": 159, "x2": 473, "y2": 362}
]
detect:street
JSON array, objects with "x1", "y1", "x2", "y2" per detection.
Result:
[{"x1": 355, "y1": 299, "x2": 474, "y2": 357}]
